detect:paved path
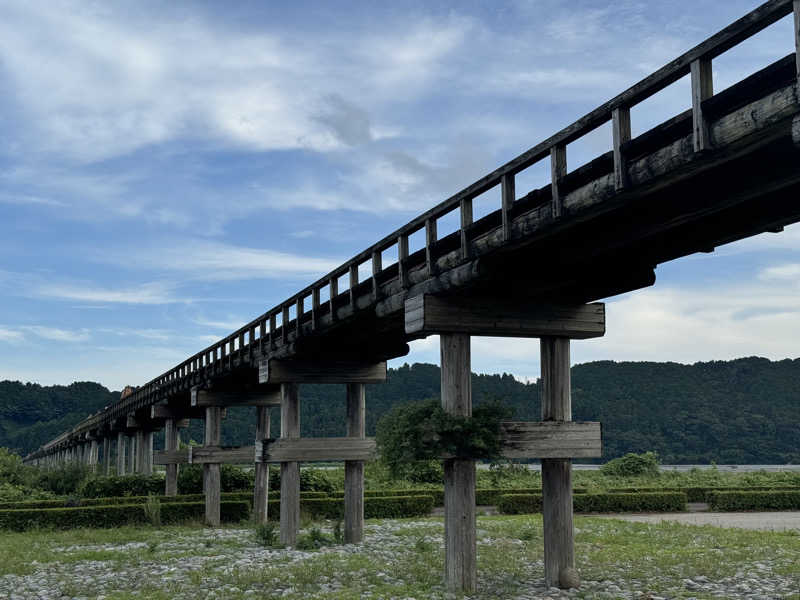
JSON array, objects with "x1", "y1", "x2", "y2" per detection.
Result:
[{"x1": 595, "y1": 511, "x2": 800, "y2": 531}]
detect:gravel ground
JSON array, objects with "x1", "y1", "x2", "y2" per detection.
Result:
[
  {"x1": 0, "y1": 519, "x2": 797, "y2": 600},
  {"x1": 598, "y1": 511, "x2": 800, "y2": 532}
]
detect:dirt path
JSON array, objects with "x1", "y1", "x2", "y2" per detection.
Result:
[{"x1": 593, "y1": 511, "x2": 800, "y2": 531}]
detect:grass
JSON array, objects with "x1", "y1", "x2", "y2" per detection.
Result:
[{"x1": 0, "y1": 516, "x2": 797, "y2": 599}]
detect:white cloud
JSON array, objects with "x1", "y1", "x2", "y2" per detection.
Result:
[
  {"x1": 35, "y1": 281, "x2": 179, "y2": 305},
  {"x1": 21, "y1": 326, "x2": 91, "y2": 342},
  {"x1": 0, "y1": 327, "x2": 23, "y2": 343}
]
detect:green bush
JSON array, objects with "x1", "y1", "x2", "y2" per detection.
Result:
[
  {"x1": 177, "y1": 464, "x2": 254, "y2": 494},
  {"x1": 81, "y1": 474, "x2": 164, "y2": 498},
  {"x1": 33, "y1": 462, "x2": 92, "y2": 496},
  {"x1": 0, "y1": 500, "x2": 250, "y2": 531},
  {"x1": 269, "y1": 468, "x2": 334, "y2": 494},
  {"x1": 266, "y1": 495, "x2": 434, "y2": 521},
  {"x1": 601, "y1": 452, "x2": 661, "y2": 478},
  {"x1": 707, "y1": 490, "x2": 800, "y2": 511},
  {"x1": 0, "y1": 482, "x2": 54, "y2": 503},
  {"x1": 497, "y1": 492, "x2": 686, "y2": 514},
  {"x1": 332, "y1": 488, "x2": 445, "y2": 506}
]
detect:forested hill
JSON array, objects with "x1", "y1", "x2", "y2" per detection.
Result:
[{"x1": 2, "y1": 356, "x2": 799, "y2": 463}]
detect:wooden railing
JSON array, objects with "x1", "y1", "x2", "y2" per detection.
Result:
[{"x1": 35, "y1": 0, "x2": 800, "y2": 449}]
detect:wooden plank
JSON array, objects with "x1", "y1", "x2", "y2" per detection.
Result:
[
  {"x1": 426, "y1": 217, "x2": 438, "y2": 276},
  {"x1": 191, "y1": 387, "x2": 281, "y2": 407},
  {"x1": 612, "y1": 106, "x2": 632, "y2": 190},
  {"x1": 440, "y1": 333, "x2": 476, "y2": 593},
  {"x1": 501, "y1": 173, "x2": 514, "y2": 241},
  {"x1": 540, "y1": 337, "x2": 576, "y2": 589},
  {"x1": 259, "y1": 358, "x2": 387, "y2": 384},
  {"x1": 692, "y1": 58, "x2": 714, "y2": 152},
  {"x1": 258, "y1": 438, "x2": 377, "y2": 463},
  {"x1": 371, "y1": 251, "x2": 382, "y2": 301},
  {"x1": 499, "y1": 421, "x2": 602, "y2": 459},
  {"x1": 151, "y1": 404, "x2": 206, "y2": 420},
  {"x1": 345, "y1": 383, "x2": 366, "y2": 544},
  {"x1": 254, "y1": 406, "x2": 271, "y2": 525},
  {"x1": 280, "y1": 383, "x2": 300, "y2": 546},
  {"x1": 405, "y1": 296, "x2": 605, "y2": 339},
  {"x1": 204, "y1": 406, "x2": 222, "y2": 527},
  {"x1": 398, "y1": 234, "x2": 409, "y2": 287},
  {"x1": 152, "y1": 445, "x2": 256, "y2": 465},
  {"x1": 551, "y1": 145, "x2": 567, "y2": 218},
  {"x1": 459, "y1": 198, "x2": 473, "y2": 259}
]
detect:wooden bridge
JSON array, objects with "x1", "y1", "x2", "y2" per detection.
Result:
[{"x1": 24, "y1": 0, "x2": 800, "y2": 592}]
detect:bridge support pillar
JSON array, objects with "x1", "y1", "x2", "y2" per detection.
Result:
[
  {"x1": 280, "y1": 383, "x2": 300, "y2": 546},
  {"x1": 103, "y1": 437, "x2": 111, "y2": 476},
  {"x1": 135, "y1": 430, "x2": 153, "y2": 475},
  {"x1": 164, "y1": 419, "x2": 180, "y2": 496},
  {"x1": 88, "y1": 439, "x2": 99, "y2": 471},
  {"x1": 541, "y1": 337, "x2": 577, "y2": 589},
  {"x1": 253, "y1": 407, "x2": 271, "y2": 525},
  {"x1": 204, "y1": 407, "x2": 223, "y2": 526},
  {"x1": 441, "y1": 333, "x2": 476, "y2": 593},
  {"x1": 116, "y1": 432, "x2": 126, "y2": 475},
  {"x1": 127, "y1": 434, "x2": 136, "y2": 473},
  {"x1": 344, "y1": 382, "x2": 365, "y2": 544}
]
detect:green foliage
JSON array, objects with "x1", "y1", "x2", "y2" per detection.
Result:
[
  {"x1": 376, "y1": 399, "x2": 511, "y2": 480},
  {"x1": 80, "y1": 474, "x2": 163, "y2": 498},
  {"x1": 295, "y1": 526, "x2": 336, "y2": 551},
  {"x1": 34, "y1": 462, "x2": 92, "y2": 496},
  {"x1": 144, "y1": 495, "x2": 161, "y2": 527},
  {"x1": 177, "y1": 464, "x2": 253, "y2": 494},
  {"x1": 601, "y1": 452, "x2": 661, "y2": 477},
  {"x1": 268, "y1": 468, "x2": 334, "y2": 494},
  {"x1": 708, "y1": 490, "x2": 800, "y2": 511},
  {"x1": 0, "y1": 500, "x2": 250, "y2": 531},
  {"x1": 497, "y1": 491, "x2": 687, "y2": 514},
  {"x1": 265, "y1": 494, "x2": 434, "y2": 520},
  {"x1": 254, "y1": 522, "x2": 279, "y2": 547}
]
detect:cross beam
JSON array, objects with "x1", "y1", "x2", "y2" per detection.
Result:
[
  {"x1": 153, "y1": 446, "x2": 255, "y2": 465},
  {"x1": 256, "y1": 438, "x2": 377, "y2": 463},
  {"x1": 499, "y1": 421, "x2": 601, "y2": 459},
  {"x1": 259, "y1": 358, "x2": 387, "y2": 384},
  {"x1": 191, "y1": 386, "x2": 281, "y2": 407},
  {"x1": 405, "y1": 295, "x2": 605, "y2": 339}
]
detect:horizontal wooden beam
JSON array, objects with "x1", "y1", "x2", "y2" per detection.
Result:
[
  {"x1": 499, "y1": 421, "x2": 602, "y2": 459},
  {"x1": 256, "y1": 437, "x2": 377, "y2": 463},
  {"x1": 153, "y1": 446, "x2": 256, "y2": 465},
  {"x1": 190, "y1": 386, "x2": 281, "y2": 408},
  {"x1": 150, "y1": 404, "x2": 207, "y2": 420},
  {"x1": 405, "y1": 296, "x2": 606, "y2": 339},
  {"x1": 258, "y1": 359, "x2": 387, "y2": 384}
]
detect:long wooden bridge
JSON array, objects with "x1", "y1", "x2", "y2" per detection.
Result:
[{"x1": 24, "y1": 0, "x2": 800, "y2": 592}]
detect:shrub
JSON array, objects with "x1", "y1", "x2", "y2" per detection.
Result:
[
  {"x1": 0, "y1": 501, "x2": 250, "y2": 531},
  {"x1": 176, "y1": 464, "x2": 253, "y2": 494},
  {"x1": 81, "y1": 474, "x2": 163, "y2": 498},
  {"x1": 0, "y1": 482, "x2": 53, "y2": 503},
  {"x1": 34, "y1": 462, "x2": 92, "y2": 496},
  {"x1": 295, "y1": 526, "x2": 336, "y2": 550},
  {"x1": 497, "y1": 492, "x2": 686, "y2": 514},
  {"x1": 0, "y1": 448, "x2": 33, "y2": 487},
  {"x1": 332, "y1": 488, "x2": 445, "y2": 506},
  {"x1": 269, "y1": 468, "x2": 334, "y2": 494},
  {"x1": 707, "y1": 490, "x2": 800, "y2": 511},
  {"x1": 144, "y1": 495, "x2": 161, "y2": 527},
  {"x1": 254, "y1": 522, "x2": 279, "y2": 547},
  {"x1": 600, "y1": 452, "x2": 660, "y2": 478},
  {"x1": 266, "y1": 495, "x2": 434, "y2": 521}
]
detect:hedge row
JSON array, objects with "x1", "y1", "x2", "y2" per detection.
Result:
[
  {"x1": 707, "y1": 490, "x2": 800, "y2": 511},
  {"x1": 331, "y1": 488, "x2": 591, "y2": 507},
  {"x1": 498, "y1": 492, "x2": 687, "y2": 515},
  {"x1": 607, "y1": 486, "x2": 800, "y2": 503},
  {"x1": 266, "y1": 495, "x2": 435, "y2": 520},
  {"x1": 0, "y1": 490, "x2": 328, "y2": 511},
  {"x1": 0, "y1": 501, "x2": 250, "y2": 532}
]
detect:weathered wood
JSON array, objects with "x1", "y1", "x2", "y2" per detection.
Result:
[
  {"x1": 551, "y1": 145, "x2": 567, "y2": 218},
  {"x1": 151, "y1": 404, "x2": 206, "y2": 420},
  {"x1": 88, "y1": 440, "x2": 99, "y2": 470},
  {"x1": 204, "y1": 406, "x2": 222, "y2": 527},
  {"x1": 345, "y1": 382, "x2": 366, "y2": 544},
  {"x1": 405, "y1": 296, "x2": 605, "y2": 339},
  {"x1": 540, "y1": 337, "x2": 577, "y2": 589},
  {"x1": 501, "y1": 173, "x2": 515, "y2": 241},
  {"x1": 691, "y1": 58, "x2": 714, "y2": 151},
  {"x1": 259, "y1": 358, "x2": 387, "y2": 384},
  {"x1": 612, "y1": 106, "x2": 632, "y2": 189},
  {"x1": 254, "y1": 406, "x2": 271, "y2": 525},
  {"x1": 164, "y1": 419, "x2": 179, "y2": 496},
  {"x1": 280, "y1": 383, "x2": 300, "y2": 546},
  {"x1": 398, "y1": 234, "x2": 410, "y2": 287},
  {"x1": 102, "y1": 437, "x2": 111, "y2": 475},
  {"x1": 154, "y1": 446, "x2": 256, "y2": 465},
  {"x1": 126, "y1": 434, "x2": 136, "y2": 474},
  {"x1": 257, "y1": 438, "x2": 376, "y2": 463},
  {"x1": 795, "y1": 0, "x2": 800, "y2": 77},
  {"x1": 441, "y1": 333, "x2": 476, "y2": 593},
  {"x1": 500, "y1": 421, "x2": 602, "y2": 459},
  {"x1": 426, "y1": 218, "x2": 438, "y2": 276},
  {"x1": 191, "y1": 386, "x2": 281, "y2": 407}
]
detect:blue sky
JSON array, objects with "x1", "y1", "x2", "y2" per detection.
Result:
[{"x1": 1, "y1": 0, "x2": 798, "y2": 390}]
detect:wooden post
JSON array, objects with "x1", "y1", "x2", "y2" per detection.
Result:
[
  {"x1": 344, "y1": 382, "x2": 365, "y2": 543},
  {"x1": 280, "y1": 383, "x2": 300, "y2": 546},
  {"x1": 441, "y1": 333, "x2": 476, "y2": 593},
  {"x1": 691, "y1": 58, "x2": 713, "y2": 152},
  {"x1": 550, "y1": 145, "x2": 567, "y2": 219},
  {"x1": 426, "y1": 218, "x2": 438, "y2": 276},
  {"x1": 204, "y1": 407, "x2": 222, "y2": 526},
  {"x1": 143, "y1": 431, "x2": 153, "y2": 475},
  {"x1": 103, "y1": 437, "x2": 111, "y2": 476},
  {"x1": 88, "y1": 440, "x2": 99, "y2": 471},
  {"x1": 501, "y1": 173, "x2": 515, "y2": 241},
  {"x1": 540, "y1": 337, "x2": 578, "y2": 589},
  {"x1": 254, "y1": 406, "x2": 271, "y2": 524},
  {"x1": 794, "y1": 0, "x2": 800, "y2": 79},
  {"x1": 116, "y1": 432, "x2": 126, "y2": 475},
  {"x1": 612, "y1": 106, "x2": 631, "y2": 190},
  {"x1": 459, "y1": 198, "x2": 473, "y2": 259},
  {"x1": 127, "y1": 434, "x2": 136, "y2": 473},
  {"x1": 164, "y1": 419, "x2": 179, "y2": 496}
]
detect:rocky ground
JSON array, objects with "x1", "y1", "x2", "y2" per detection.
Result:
[{"x1": 0, "y1": 518, "x2": 797, "y2": 600}]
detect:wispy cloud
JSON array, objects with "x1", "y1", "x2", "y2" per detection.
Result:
[
  {"x1": 21, "y1": 326, "x2": 91, "y2": 342},
  {"x1": 0, "y1": 327, "x2": 23, "y2": 343},
  {"x1": 35, "y1": 281, "x2": 179, "y2": 305}
]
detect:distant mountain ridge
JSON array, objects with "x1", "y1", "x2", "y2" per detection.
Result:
[{"x1": 2, "y1": 356, "x2": 798, "y2": 463}]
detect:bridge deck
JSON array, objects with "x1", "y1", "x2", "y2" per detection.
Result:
[{"x1": 27, "y1": 0, "x2": 800, "y2": 457}]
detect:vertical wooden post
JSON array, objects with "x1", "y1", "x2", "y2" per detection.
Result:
[
  {"x1": 794, "y1": 0, "x2": 800, "y2": 78},
  {"x1": 349, "y1": 263, "x2": 359, "y2": 308},
  {"x1": 398, "y1": 235, "x2": 409, "y2": 287},
  {"x1": 102, "y1": 437, "x2": 111, "y2": 475},
  {"x1": 204, "y1": 407, "x2": 222, "y2": 527},
  {"x1": 127, "y1": 434, "x2": 136, "y2": 473},
  {"x1": 135, "y1": 430, "x2": 145, "y2": 473},
  {"x1": 371, "y1": 251, "x2": 382, "y2": 301},
  {"x1": 116, "y1": 432, "x2": 126, "y2": 475},
  {"x1": 88, "y1": 440, "x2": 99, "y2": 471},
  {"x1": 540, "y1": 337, "x2": 578, "y2": 589},
  {"x1": 254, "y1": 406, "x2": 271, "y2": 525},
  {"x1": 165, "y1": 419, "x2": 179, "y2": 496},
  {"x1": 142, "y1": 431, "x2": 153, "y2": 476},
  {"x1": 344, "y1": 382, "x2": 366, "y2": 543},
  {"x1": 441, "y1": 333, "x2": 476, "y2": 593},
  {"x1": 426, "y1": 218, "x2": 438, "y2": 276},
  {"x1": 550, "y1": 145, "x2": 567, "y2": 218},
  {"x1": 501, "y1": 173, "x2": 515, "y2": 241},
  {"x1": 459, "y1": 198, "x2": 473, "y2": 260},
  {"x1": 691, "y1": 58, "x2": 713, "y2": 152},
  {"x1": 612, "y1": 106, "x2": 632, "y2": 190},
  {"x1": 280, "y1": 383, "x2": 300, "y2": 546}
]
